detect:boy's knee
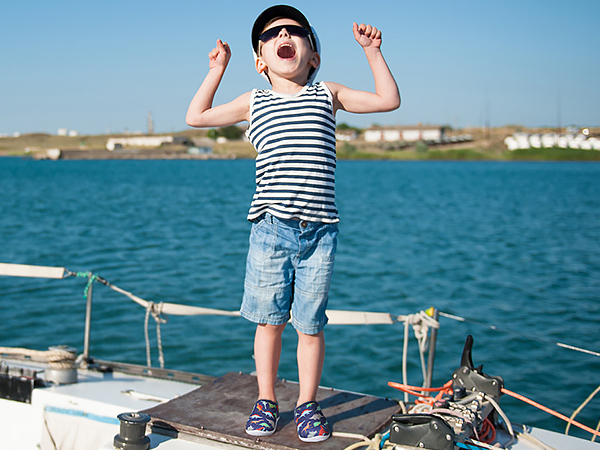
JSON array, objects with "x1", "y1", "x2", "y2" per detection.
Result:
[
  {"x1": 297, "y1": 329, "x2": 324, "y2": 339},
  {"x1": 258, "y1": 323, "x2": 287, "y2": 334}
]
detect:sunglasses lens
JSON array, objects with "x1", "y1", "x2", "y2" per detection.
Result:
[
  {"x1": 259, "y1": 25, "x2": 308, "y2": 43},
  {"x1": 259, "y1": 27, "x2": 279, "y2": 42},
  {"x1": 288, "y1": 26, "x2": 309, "y2": 38}
]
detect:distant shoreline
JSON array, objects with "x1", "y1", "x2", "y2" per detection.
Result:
[
  {"x1": 2, "y1": 127, "x2": 600, "y2": 162},
  {"x1": 3, "y1": 148, "x2": 600, "y2": 162}
]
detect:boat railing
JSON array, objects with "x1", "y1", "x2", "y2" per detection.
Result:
[{"x1": 0, "y1": 262, "x2": 440, "y2": 392}]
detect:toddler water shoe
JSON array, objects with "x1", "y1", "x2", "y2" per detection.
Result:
[
  {"x1": 245, "y1": 399, "x2": 280, "y2": 436},
  {"x1": 294, "y1": 401, "x2": 331, "y2": 442}
]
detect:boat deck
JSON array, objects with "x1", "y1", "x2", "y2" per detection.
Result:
[{"x1": 143, "y1": 372, "x2": 401, "y2": 450}]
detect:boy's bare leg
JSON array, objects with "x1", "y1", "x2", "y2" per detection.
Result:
[
  {"x1": 296, "y1": 330, "x2": 325, "y2": 406},
  {"x1": 255, "y1": 323, "x2": 287, "y2": 402}
]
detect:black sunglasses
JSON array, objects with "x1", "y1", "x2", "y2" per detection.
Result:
[{"x1": 259, "y1": 24, "x2": 310, "y2": 43}]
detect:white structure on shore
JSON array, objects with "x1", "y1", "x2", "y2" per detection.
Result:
[
  {"x1": 364, "y1": 125, "x2": 444, "y2": 143},
  {"x1": 335, "y1": 129, "x2": 358, "y2": 141},
  {"x1": 106, "y1": 136, "x2": 174, "y2": 151},
  {"x1": 504, "y1": 130, "x2": 600, "y2": 151},
  {"x1": 57, "y1": 128, "x2": 79, "y2": 137}
]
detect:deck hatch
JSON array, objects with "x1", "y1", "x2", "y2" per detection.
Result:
[{"x1": 142, "y1": 371, "x2": 401, "y2": 450}]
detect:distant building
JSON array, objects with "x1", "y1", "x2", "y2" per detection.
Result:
[
  {"x1": 106, "y1": 136, "x2": 174, "y2": 151},
  {"x1": 364, "y1": 125, "x2": 445, "y2": 143},
  {"x1": 336, "y1": 129, "x2": 358, "y2": 141},
  {"x1": 191, "y1": 137, "x2": 213, "y2": 148},
  {"x1": 58, "y1": 128, "x2": 79, "y2": 137}
]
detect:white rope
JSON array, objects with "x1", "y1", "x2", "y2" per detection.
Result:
[
  {"x1": 410, "y1": 403, "x2": 432, "y2": 414},
  {"x1": 398, "y1": 311, "x2": 440, "y2": 402},
  {"x1": 144, "y1": 305, "x2": 152, "y2": 368},
  {"x1": 402, "y1": 315, "x2": 410, "y2": 403},
  {"x1": 155, "y1": 304, "x2": 166, "y2": 369},
  {"x1": 556, "y1": 342, "x2": 600, "y2": 358},
  {"x1": 457, "y1": 437, "x2": 506, "y2": 450},
  {"x1": 334, "y1": 431, "x2": 386, "y2": 450},
  {"x1": 565, "y1": 384, "x2": 600, "y2": 439},
  {"x1": 144, "y1": 302, "x2": 167, "y2": 369},
  {"x1": 0, "y1": 347, "x2": 75, "y2": 369},
  {"x1": 333, "y1": 431, "x2": 371, "y2": 442},
  {"x1": 439, "y1": 311, "x2": 600, "y2": 358}
]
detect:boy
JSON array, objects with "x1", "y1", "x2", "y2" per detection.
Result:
[{"x1": 186, "y1": 4, "x2": 399, "y2": 443}]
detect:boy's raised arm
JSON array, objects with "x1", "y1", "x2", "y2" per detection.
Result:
[
  {"x1": 186, "y1": 39, "x2": 250, "y2": 128},
  {"x1": 327, "y1": 23, "x2": 400, "y2": 115}
]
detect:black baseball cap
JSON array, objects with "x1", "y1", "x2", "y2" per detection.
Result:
[{"x1": 251, "y1": 5, "x2": 317, "y2": 54}]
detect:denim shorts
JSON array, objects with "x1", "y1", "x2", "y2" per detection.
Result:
[{"x1": 240, "y1": 213, "x2": 338, "y2": 335}]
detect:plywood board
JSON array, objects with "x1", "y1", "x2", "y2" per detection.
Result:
[{"x1": 143, "y1": 372, "x2": 401, "y2": 450}]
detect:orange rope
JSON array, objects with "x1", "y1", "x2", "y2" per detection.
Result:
[
  {"x1": 388, "y1": 380, "x2": 453, "y2": 393},
  {"x1": 388, "y1": 380, "x2": 453, "y2": 405},
  {"x1": 389, "y1": 380, "x2": 600, "y2": 438},
  {"x1": 390, "y1": 380, "x2": 498, "y2": 441},
  {"x1": 502, "y1": 388, "x2": 600, "y2": 438}
]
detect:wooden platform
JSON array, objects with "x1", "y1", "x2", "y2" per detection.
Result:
[{"x1": 143, "y1": 372, "x2": 401, "y2": 450}]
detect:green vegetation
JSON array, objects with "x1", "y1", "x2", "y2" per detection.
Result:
[
  {"x1": 505, "y1": 147, "x2": 600, "y2": 161},
  {"x1": 415, "y1": 141, "x2": 429, "y2": 153},
  {"x1": 337, "y1": 148, "x2": 495, "y2": 161},
  {"x1": 336, "y1": 146, "x2": 600, "y2": 162},
  {"x1": 340, "y1": 142, "x2": 357, "y2": 154},
  {"x1": 423, "y1": 149, "x2": 494, "y2": 160},
  {"x1": 208, "y1": 125, "x2": 244, "y2": 140}
]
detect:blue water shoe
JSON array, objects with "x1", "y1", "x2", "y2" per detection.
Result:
[
  {"x1": 294, "y1": 401, "x2": 331, "y2": 442},
  {"x1": 245, "y1": 399, "x2": 279, "y2": 436}
]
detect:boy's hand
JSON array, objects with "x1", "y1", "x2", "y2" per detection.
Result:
[
  {"x1": 353, "y1": 23, "x2": 382, "y2": 50},
  {"x1": 208, "y1": 39, "x2": 231, "y2": 71}
]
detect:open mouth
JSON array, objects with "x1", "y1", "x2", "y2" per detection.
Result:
[{"x1": 277, "y1": 43, "x2": 296, "y2": 60}]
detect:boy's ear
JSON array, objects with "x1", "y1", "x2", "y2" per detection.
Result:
[
  {"x1": 310, "y1": 52, "x2": 321, "y2": 69},
  {"x1": 255, "y1": 57, "x2": 268, "y2": 76}
]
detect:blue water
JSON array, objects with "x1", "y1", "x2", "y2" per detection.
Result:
[{"x1": 1, "y1": 158, "x2": 599, "y2": 438}]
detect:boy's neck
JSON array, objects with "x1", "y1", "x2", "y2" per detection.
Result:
[{"x1": 268, "y1": 74, "x2": 310, "y2": 94}]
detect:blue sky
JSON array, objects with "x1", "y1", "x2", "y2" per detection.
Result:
[{"x1": 2, "y1": 0, "x2": 599, "y2": 135}]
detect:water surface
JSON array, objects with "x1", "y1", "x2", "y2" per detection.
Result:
[{"x1": 1, "y1": 158, "x2": 598, "y2": 437}]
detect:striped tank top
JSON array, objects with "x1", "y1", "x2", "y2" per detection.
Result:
[{"x1": 245, "y1": 82, "x2": 339, "y2": 223}]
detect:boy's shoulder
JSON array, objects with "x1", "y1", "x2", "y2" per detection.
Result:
[{"x1": 320, "y1": 81, "x2": 342, "y2": 94}]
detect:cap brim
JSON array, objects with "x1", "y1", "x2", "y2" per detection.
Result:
[{"x1": 252, "y1": 5, "x2": 311, "y2": 53}]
